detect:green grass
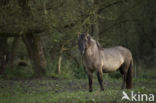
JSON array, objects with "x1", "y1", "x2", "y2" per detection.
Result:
[
  {"x1": 0, "y1": 67, "x2": 156, "y2": 103},
  {"x1": 0, "y1": 77, "x2": 155, "y2": 103}
]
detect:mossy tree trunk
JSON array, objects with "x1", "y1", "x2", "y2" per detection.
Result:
[
  {"x1": 0, "y1": 37, "x2": 8, "y2": 74},
  {"x1": 8, "y1": 37, "x2": 20, "y2": 68},
  {"x1": 22, "y1": 33, "x2": 46, "y2": 77}
]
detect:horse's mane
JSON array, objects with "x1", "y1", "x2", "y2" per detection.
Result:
[{"x1": 96, "y1": 41, "x2": 103, "y2": 49}]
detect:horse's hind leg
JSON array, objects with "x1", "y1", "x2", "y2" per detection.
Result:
[
  {"x1": 97, "y1": 69, "x2": 104, "y2": 91},
  {"x1": 119, "y1": 64, "x2": 128, "y2": 89},
  {"x1": 87, "y1": 72, "x2": 93, "y2": 92},
  {"x1": 121, "y1": 74, "x2": 127, "y2": 89}
]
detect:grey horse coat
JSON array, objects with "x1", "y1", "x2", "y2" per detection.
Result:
[{"x1": 78, "y1": 33, "x2": 133, "y2": 92}]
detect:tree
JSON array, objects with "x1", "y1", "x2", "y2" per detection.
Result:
[
  {"x1": 0, "y1": 37, "x2": 8, "y2": 74},
  {"x1": 0, "y1": 0, "x2": 47, "y2": 76}
]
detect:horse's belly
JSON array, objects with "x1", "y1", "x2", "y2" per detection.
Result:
[
  {"x1": 102, "y1": 58, "x2": 124, "y2": 72},
  {"x1": 102, "y1": 65, "x2": 120, "y2": 73}
]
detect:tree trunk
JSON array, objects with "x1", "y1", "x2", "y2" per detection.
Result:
[
  {"x1": 57, "y1": 46, "x2": 64, "y2": 74},
  {"x1": 57, "y1": 55, "x2": 62, "y2": 74},
  {"x1": 0, "y1": 37, "x2": 8, "y2": 74},
  {"x1": 8, "y1": 37, "x2": 19, "y2": 68},
  {"x1": 22, "y1": 34, "x2": 46, "y2": 77}
]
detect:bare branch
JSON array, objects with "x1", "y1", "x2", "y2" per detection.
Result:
[{"x1": 97, "y1": 0, "x2": 123, "y2": 14}]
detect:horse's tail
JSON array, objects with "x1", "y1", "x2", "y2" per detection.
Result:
[{"x1": 126, "y1": 60, "x2": 133, "y2": 89}]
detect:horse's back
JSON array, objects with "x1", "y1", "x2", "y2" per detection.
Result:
[
  {"x1": 100, "y1": 46, "x2": 132, "y2": 72},
  {"x1": 113, "y1": 46, "x2": 132, "y2": 60}
]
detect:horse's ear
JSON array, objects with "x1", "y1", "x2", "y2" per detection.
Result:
[
  {"x1": 87, "y1": 36, "x2": 91, "y2": 45},
  {"x1": 96, "y1": 41, "x2": 102, "y2": 48},
  {"x1": 87, "y1": 33, "x2": 89, "y2": 37},
  {"x1": 84, "y1": 32, "x2": 89, "y2": 37}
]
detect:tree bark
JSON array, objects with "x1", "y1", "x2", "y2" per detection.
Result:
[
  {"x1": 8, "y1": 37, "x2": 19, "y2": 68},
  {"x1": 56, "y1": 39, "x2": 72, "y2": 74},
  {"x1": 57, "y1": 46, "x2": 64, "y2": 74},
  {"x1": 57, "y1": 55, "x2": 62, "y2": 74},
  {"x1": 22, "y1": 34, "x2": 46, "y2": 77},
  {"x1": 0, "y1": 37, "x2": 8, "y2": 74}
]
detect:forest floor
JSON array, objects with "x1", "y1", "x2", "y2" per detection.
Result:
[
  {"x1": 0, "y1": 75, "x2": 156, "y2": 103},
  {"x1": 0, "y1": 69, "x2": 156, "y2": 103}
]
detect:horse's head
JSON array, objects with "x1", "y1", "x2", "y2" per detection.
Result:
[{"x1": 78, "y1": 32, "x2": 91, "y2": 54}]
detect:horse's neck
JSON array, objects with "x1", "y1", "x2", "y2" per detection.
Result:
[{"x1": 86, "y1": 43, "x2": 99, "y2": 56}]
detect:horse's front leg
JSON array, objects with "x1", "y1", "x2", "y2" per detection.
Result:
[
  {"x1": 87, "y1": 72, "x2": 93, "y2": 92},
  {"x1": 97, "y1": 69, "x2": 104, "y2": 91}
]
